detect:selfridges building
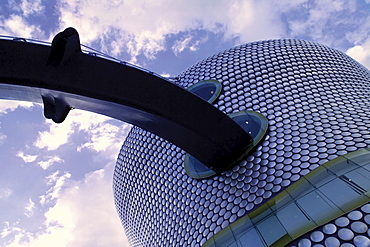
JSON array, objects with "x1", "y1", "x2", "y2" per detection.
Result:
[{"x1": 113, "y1": 39, "x2": 370, "y2": 246}]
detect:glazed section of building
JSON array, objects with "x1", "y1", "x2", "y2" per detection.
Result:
[{"x1": 113, "y1": 39, "x2": 370, "y2": 246}]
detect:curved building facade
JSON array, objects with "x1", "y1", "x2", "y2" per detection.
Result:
[{"x1": 113, "y1": 39, "x2": 370, "y2": 246}]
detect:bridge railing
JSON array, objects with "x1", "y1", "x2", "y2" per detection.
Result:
[{"x1": 0, "y1": 35, "x2": 177, "y2": 83}]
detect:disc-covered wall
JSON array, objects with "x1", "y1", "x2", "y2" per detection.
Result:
[{"x1": 113, "y1": 39, "x2": 370, "y2": 246}]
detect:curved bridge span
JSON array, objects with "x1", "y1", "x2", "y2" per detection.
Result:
[{"x1": 0, "y1": 28, "x2": 251, "y2": 170}]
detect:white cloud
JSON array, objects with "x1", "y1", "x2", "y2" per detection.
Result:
[
  {"x1": 171, "y1": 34, "x2": 207, "y2": 56},
  {"x1": 34, "y1": 109, "x2": 131, "y2": 159},
  {"x1": 346, "y1": 38, "x2": 370, "y2": 70},
  {"x1": 1, "y1": 225, "x2": 36, "y2": 247},
  {"x1": 0, "y1": 222, "x2": 21, "y2": 239},
  {"x1": 53, "y1": 0, "x2": 367, "y2": 63},
  {"x1": 39, "y1": 171, "x2": 71, "y2": 207},
  {"x1": 8, "y1": 0, "x2": 44, "y2": 17},
  {"x1": 34, "y1": 118, "x2": 74, "y2": 151},
  {"x1": 37, "y1": 156, "x2": 64, "y2": 170},
  {"x1": 0, "y1": 100, "x2": 34, "y2": 115},
  {"x1": 344, "y1": 14, "x2": 370, "y2": 70},
  {"x1": 0, "y1": 132, "x2": 6, "y2": 145},
  {"x1": 0, "y1": 14, "x2": 43, "y2": 38},
  {"x1": 284, "y1": 0, "x2": 359, "y2": 47},
  {"x1": 47, "y1": 0, "x2": 369, "y2": 68},
  {"x1": 16, "y1": 151, "x2": 37, "y2": 163},
  {"x1": 189, "y1": 35, "x2": 208, "y2": 52},
  {"x1": 76, "y1": 120, "x2": 131, "y2": 159},
  {"x1": 0, "y1": 188, "x2": 12, "y2": 200},
  {"x1": 24, "y1": 199, "x2": 35, "y2": 218},
  {"x1": 0, "y1": 0, "x2": 365, "y2": 63},
  {"x1": 7, "y1": 162, "x2": 128, "y2": 247},
  {"x1": 172, "y1": 36, "x2": 193, "y2": 56},
  {"x1": 55, "y1": 0, "x2": 288, "y2": 62}
]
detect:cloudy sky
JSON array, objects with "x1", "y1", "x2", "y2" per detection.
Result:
[{"x1": 0, "y1": 0, "x2": 370, "y2": 246}]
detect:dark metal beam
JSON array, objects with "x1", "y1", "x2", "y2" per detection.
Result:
[{"x1": 0, "y1": 29, "x2": 252, "y2": 170}]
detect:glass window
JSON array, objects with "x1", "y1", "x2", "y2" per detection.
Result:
[
  {"x1": 305, "y1": 166, "x2": 336, "y2": 187},
  {"x1": 297, "y1": 190, "x2": 341, "y2": 225},
  {"x1": 346, "y1": 149, "x2": 370, "y2": 168},
  {"x1": 184, "y1": 110, "x2": 268, "y2": 179},
  {"x1": 228, "y1": 112, "x2": 269, "y2": 157},
  {"x1": 285, "y1": 177, "x2": 314, "y2": 200},
  {"x1": 238, "y1": 228, "x2": 265, "y2": 247},
  {"x1": 325, "y1": 156, "x2": 357, "y2": 176},
  {"x1": 227, "y1": 242, "x2": 239, "y2": 247},
  {"x1": 203, "y1": 149, "x2": 370, "y2": 247},
  {"x1": 186, "y1": 80, "x2": 222, "y2": 104},
  {"x1": 257, "y1": 215, "x2": 287, "y2": 246},
  {"x1": 345, "y1": 169, "x2": 370, "y2": 193},
  {"x1": 319, "y1": 178, "x2": 361, "y2": 208},
  {"x1": 231, "y1": 112, "x2": 264, "y2": 140},
  {"x1": 250, "y1": 205, "x2": 273, "y2": 224},
  {"x1": 276, "y1": 202, "x2": 316, "y2": 238},
  {"x1": 268, "y1": 191, "x2": 292, "y2": 212},
  {"x1": 183, "y1": 155, "x2": 216, "y2": 179},
  {"x1": 211, "y1": 226, "x2": 236, "y2": 247}
]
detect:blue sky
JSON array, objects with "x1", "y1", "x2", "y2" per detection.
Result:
[{"x1": 0, "y1": 0, "x2": 370, "y2": 246}]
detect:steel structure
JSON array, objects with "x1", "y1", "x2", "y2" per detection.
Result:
[{"x1": 114, "y1": 39, "x2": 370, "y2": 246}]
